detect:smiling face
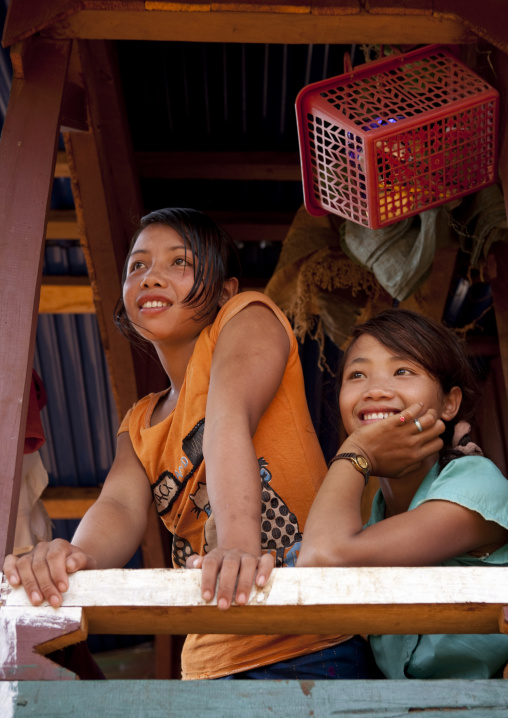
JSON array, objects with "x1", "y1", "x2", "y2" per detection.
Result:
[
  {"x1": 122, "y1": 223, "x2": 214, "y2": 346},
  {"x1": 339, "y1": 334, "x2": 459, "y2": 435}
]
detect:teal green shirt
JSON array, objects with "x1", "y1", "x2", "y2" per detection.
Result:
[{"x1": 367, "y1": 456, "x2": 508, "y2": 679}]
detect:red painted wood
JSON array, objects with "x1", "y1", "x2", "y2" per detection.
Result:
[
  {"x1": 0, "y1": 606, "x2": 84, "y2": 680},
  {"x1": 0, "y1": 37, "x2": 70, "y2": 564}
]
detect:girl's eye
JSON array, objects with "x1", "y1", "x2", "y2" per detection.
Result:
[
  {"x1": 395, "y1": 368, "x2": 413, "y2": 376},
  {"x1": 348, "y1": 370, "x2": 365, "y2": 380},
  {"x1": 174, "y1": 257, "x2": 191, "y2": 267},
  {"x1": 129, "y1": 260, "x2": 145, "y2": 273}
]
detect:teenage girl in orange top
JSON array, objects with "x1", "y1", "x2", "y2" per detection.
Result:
[{"x1": 3, "y1": 209, "x2": 440, "y2": 679}]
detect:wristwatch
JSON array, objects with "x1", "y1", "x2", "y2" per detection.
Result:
[{"x1": 327, "y1": 452, "x2": 371, "y2": 485}]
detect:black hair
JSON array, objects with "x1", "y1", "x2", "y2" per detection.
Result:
[
  {"x1": 339, "y1": 309, "x2": 480, "y2": 469},
  {"x1": 114, "y1": 208, "x2": 242, "y2": 342}
]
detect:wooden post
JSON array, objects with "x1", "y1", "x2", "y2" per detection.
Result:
[{"x1": 0, "y1": 37, "x2": 71, "y2": 565}]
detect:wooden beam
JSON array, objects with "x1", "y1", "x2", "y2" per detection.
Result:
[
  {"x1": 136, "y1": 152, "x2": 302, "y2": 181},
  {"x1": 56, "y1": 151, "x2": 302, "y2": 181},
  {"x1": 46, "y1": 209, "x2": 80, "y2": 239},
  {"x1": 3, "y1": 566, "x2": 508, "y2": 636},
  {"x1": 0, "y1": 37, "x2": 71, "y2": 565},
  {"x1": 40, "y1": 487, "x2": 101, "y2": 519},
  {"x1": 4, "y1": 679, "x2": 508, "y2": 717},
  {"x1": 0, "y1": 605, "x2": 87, "y2": 681},
  {"x1": 54, "y1": 150, "x2": 70, "y2": 177},
  {"x1": 63, "y1": 39, "x2": 154, "y2": 419},
  {"x1": 42, "y1": 10, "x2": 476, "y2": 45},
  {"x1": 45, "y1": 208, "x2": 292, "y2": 243},
  {"x1": 39, "y1": 285, "x2": 95, "y2": 314}
]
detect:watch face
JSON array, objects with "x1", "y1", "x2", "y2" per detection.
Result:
[{"x1": 356, "y1": 456, "x2": 369, "y2": 470}]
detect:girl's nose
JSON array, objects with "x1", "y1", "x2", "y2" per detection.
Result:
[
  {"x1": 362, "y1": 383, "x2": 394, "y2": 401},
  {"x1": 141, "y1": 269, "x2": 166, "y2": 288}
]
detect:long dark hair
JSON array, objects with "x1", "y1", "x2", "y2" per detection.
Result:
[
  {"x1": 340, "y1": 309, "x2": 480, "y2": 469},
  {"x1": 114, "y1": 208, "x2": 242, "y2": 342}
]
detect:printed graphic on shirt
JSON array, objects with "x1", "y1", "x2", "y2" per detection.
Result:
[
  {"x1": 173, "y1": 534, "x2": 194, "y2": 568},
  {"x1": 190, "y1": 482, "x2": 217, "y2": 553},
  {"x1": 152, "y1": 419, "x2": 205, "y2": 516},
  {"x1": 259, "y1": 457, "x2": 302, "y2": 567}
]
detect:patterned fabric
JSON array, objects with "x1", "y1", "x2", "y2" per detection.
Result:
[{"x1": 118, "y1": 291, "x2": 346, "y2": 679}]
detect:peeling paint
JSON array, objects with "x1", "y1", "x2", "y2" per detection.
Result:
[
  {"x1": 0, "y1": 613, "x2": 18, "y2": 668},
  {"x1": 0, "y1": 681, "x2": 18, "y2": 718},
  {"x1": 300, "y1": 679, "x2": 315, "y2": 697}
]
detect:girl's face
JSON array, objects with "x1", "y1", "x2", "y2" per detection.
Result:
[
  {"x1": 122, "y1": 223, "x2": 213, "y2": 346},
  {"x1": 339, "y1": 334, "x2": 460, "y2": 435}
]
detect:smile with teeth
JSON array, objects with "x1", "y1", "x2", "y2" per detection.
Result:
[
  {"x1": 141, "y1": 300, "x2": 169, "y2": 309},
  {"x1": 362, "y1": 411, "x2": 399, "y2": 421}
]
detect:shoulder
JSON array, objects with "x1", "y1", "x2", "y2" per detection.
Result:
[
  {"x1": 212, "y1": 291, "x2": 297, "y2": 352},
  {"x1": 117, "y1": 391, "x2": 166, "y2": 435},
  {"x1": 415, "y1": 456, "x2": 508, "y2": 528}
]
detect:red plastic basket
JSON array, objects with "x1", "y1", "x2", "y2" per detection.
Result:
[{"x1": 296, "y1": 45, "x2": 499, "y2": 229}]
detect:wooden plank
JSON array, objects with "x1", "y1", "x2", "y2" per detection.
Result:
[
  {"x1": 3, "y1": 567, "x2": 508, "y2": 636},
  {"x1": 60, "y1": 40, "x2": 88, "y2": 133},
  {"x1": 42, "y1": 10, "x2": 475, "y2": 44},
  {"x1": 366, "y1": 0, "x2": 432, "y2": 13},
  {"x1": 40, "y1": 486, "x2": 101, "y2": 518},
  {"x1": 44, "y1": 208, "x2": 291, "y2": 244},
  {"x1": 0, "y1": 37, "x2": 71, "y2": 566},
  {"x1": 0, "y1": 605, "x2": 86, "y2": 681},
  {"x1": 435, "y1": 0, "x2": 508, "y2": 53},
  {"x1": 5, "y1": 679, "x2": 508, "y2": 717},
  {"x1": 54, "y1": 150, "x2": 70, "y2": 178},
  {"x1": 136, "y1": 151, "x2": 302, "y2": 181},
  {"x1": 2, "y1": 0, "x2": 90, "y2": 47},
  {"x1": 46, "y1": 209, "x2": 80, "y2": 239},
  {"x1": 39, "y1": 285, "x2": 95, "y2": 314},
  {"x1": 56, "y1": 150, "x2": 302, "y2": 180},
  {"x1": 63, "y1": 42, "x2": 145, "y2": 419}
]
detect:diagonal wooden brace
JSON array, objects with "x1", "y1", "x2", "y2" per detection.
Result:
[{"x1": 0, "y1": 602, "x2": 87, "y2": 681}]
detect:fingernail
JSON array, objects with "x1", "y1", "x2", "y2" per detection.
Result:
[
  {"x1": 66, "y1": 559, "x2": 76, "y2": 571},
  {"x1": 257, "y1": 575, "x2": 266, "y2": 587},
  {"x1": 193, "y1": 558, "x2": 200, "y2": 568},
  {"x1": 399, "y1": 416, "x2": 406, "y2": 423},
  {"x1": 203, "y1": 590, "x2": 212, "y2": 601},
  {"x1": 218, "y1": 598, "x2": 228, "y2": 610},
  {"x1": 31, "y1": 592, "x2": 41, "y2": 604},
  {"x1": 49, "y1": 595, "x2": 61, "y2": 608},
  {"x1": 9, "y1": 574, "x2": 20, "y2": 586},
  {"x1": 57, "y1": 582, "x2": 67, "y2": 592},
  {"x1": 237, "y1": 592, "x2": 246, "y2": 604}
]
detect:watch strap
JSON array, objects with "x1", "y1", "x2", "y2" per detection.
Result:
[{"x1": 327, "y1": 452, "x2": 371, "y2": 485}]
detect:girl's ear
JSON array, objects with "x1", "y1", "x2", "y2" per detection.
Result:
[
  {"x1": 441, "y1": 386, "x2": 462, "y2": 422},
  {"x1": 218, "y1": 277, "x2": 239, "y2": 307}
]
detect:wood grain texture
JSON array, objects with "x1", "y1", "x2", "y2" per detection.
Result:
[
  {"x1": 42, "y1": 10, "x2": 475, "y2": 44},
  {"x1": 136, "y1": 151, "x2": 302, "y2": 181},
  {"x1": 5, "y1": 679, "x2": 508, "y2": 717},
  {"x1": 0, "y1": 38, "x2": 70, "y2": 565},
  {"x1": 3, "y1": 567, "x2": 508, "y2": 636},
  {"x1": 40, "y1": 487, "x2": 101, "y2": 518},
  {"x1": 39, "y1": 285, "x2": 95, "y2": 314}
]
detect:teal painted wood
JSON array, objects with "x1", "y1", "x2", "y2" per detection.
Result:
[{"x1": 3, "y1": 680, "x2": 508, "y2": 717}]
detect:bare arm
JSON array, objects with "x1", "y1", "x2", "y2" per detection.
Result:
[
  {"x1": 189, "y1": 302, "x2": 290, "y2": 609},
  {"x1": 3, "y1": 432, "x2": 153, "y2": 607},
  {"x1": 299, "y1": 405, "x2": 508, "y2": 567}
]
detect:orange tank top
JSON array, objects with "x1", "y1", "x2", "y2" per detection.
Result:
[{"x1": 119, "y1": 291, "x2": 349, "y2": 678}]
